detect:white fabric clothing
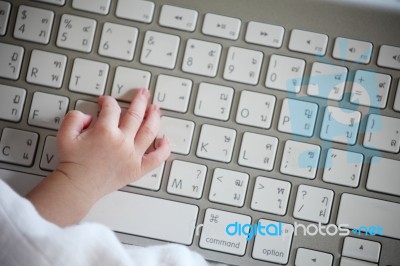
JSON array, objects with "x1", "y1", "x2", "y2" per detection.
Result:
[{"x1": 0, "y1": 180, "x2": 216, "y2": 266}]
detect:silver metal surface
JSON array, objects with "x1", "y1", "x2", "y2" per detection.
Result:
[{"x1": 1, "y1": 0, "x2": 399, "y2": 265}]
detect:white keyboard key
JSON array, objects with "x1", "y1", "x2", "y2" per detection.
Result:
[
  {"x1": 14, "y1": 5, "x2": 54, "y2": 44},
  {"x1": 75, "y1": 100, "x2": 98, "y2": 127},
  {"x1": 342, "y1": 237, "x2": 381, "y2": 263},
  {"x1": 153, "y1": 74, "x2": 192, "y2": 113},
  {"x1": 0, "y1": 1, "x2": 11, "y2": 36},
  {"x1": 209, "y1": 168, "x2": 249, "y2": 207},
  {"x1": 337, "y1": 193, "x2": 400, "y2": 239},
  {"x1": 223, "y1": 46, "x2": 263, "y2": 85},
  {"x1": 395, "y1": 80, "x2": 400, "y2": 112},
  {"x1": 236, "y1": 90, "x2": 276, "y2": 129},
  {"x1": 0, "y1": 128, "x2": 38, "y2": 166},
  {"x1": 280, "y1": 140, "x2": 321, "y2": 179},
  {"x1": 69, "y1": 58, "x2": 109, "y2": 96},
  {"x1": 252, "y1": 219, "x2": 294, "y2": 264},
  {"x1": 364, "y1": 114, "x2": 400, "y2": 153},
  {"x1": 167, "y1": 160, "x2": 207, "y2": 199},
  {"x1": 202, "y1": 13, "x2": 241, "y2": 40},
  {"x1": 265, "y1": 54, "x2": 305, "y2": 93},
  {"x1": 367, "y1": 157, "x2": 400, "y2": 197},
  {"x1": 99, "y1": 22, "x2": 138, "y2": 61},
  {"x1": 196, "y1": 124, "x2": 236, "y2": 163},
  {"x1": 157, "y1": 116, "x2": 194, "y2": 155},
  {"x1": 295, "y1": 248, "x2": 333, "y2": 266},
  {"x1": 351, "y1": 70, "x2": 391, "y2": 108},
  {"x1": 159, "y1": 5, "x2": 198, "y2": 32},
  {"x1": 116, "y1": 0, "x2": 155, "y2": 23},
  {"x1": 111, "y1": 66, "x2": 150, "y2": 102},
  {"x1": 340, "y1": 257, "x2": 377, "y2": 266},
  {"x1": 245, "y1": 21, "x2": 284, "y2": 48},
  {"x1": 57, "y1": 14, "x2": 96, "y2": 53},
  {"x1": 40, "y1": 136, "x2": 59, "y2": 171},
  {"x1": 238, "y1": 132, "x2": 278, "y2": 171},
  {"x1": 289, "y1": 29, "x2": 328, "y2": 56},
  {"x1": 377, "y1": 45, "x2": 400, "y2": 70},
  {"x1": 322, "y1": 148, "x2": 363, "y2": 188},
  {"x1": 28, "y1": 92, "x2": 69, "y2": 130},
  {"x1": 0, "y1": 42, "x2": 24, "y2": 80},
  {"x1": 307, "y1": 62, "x2": 348, "y2": 101},
  {"x1": 251, "y1": 176, "x2": 291, "y2": 215},
  {"x1": 199, "y1": 208, "x2": 250, "y2": 255},
  {"x1": 293, "y1": 185, "x2": 334, "y2": 224},
  {"x1": 33, "y1": 0, "x2": 65, "y2": 6},
  {"x1": 332, "y1": 37, "x2": 372, "y2": 64},
  {"x1": 320, "y1": 106, "x2": 361, "y2": 145},
  {"x1": 130, "y1": 163, "x2": 164, "y2": 190},
  {"x1": 26, "y1": 50, "x2": 67, "y2": 89},
  {"x1": 194, "y1": 82, "x2": 234, "y2": 121},
  {"x1": 72, "y1": 0, "x2": 111, "y2": 15},
  {"x1": 84, "y1": 191, "x2": 198, "y2": 245},
  {"x1": 0, "y1": 169, "x2": 44, "y2": 195},
  {"x1": 140, "y1": 31, "x2": 180, "y2": 69},
  {"x1": 278, "y1": 98, "x2": 318, "y2": 137},
  {"x1": 182, "y1": 39, "x2": 222, "y2": 77},
  {"x1": 0, "y1": 85, "x2": 26, "y2": 122}
]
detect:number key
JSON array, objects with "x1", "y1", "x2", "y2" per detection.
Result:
[
  {"x1": 0, "y1": 1, "x2": 11, "y2": 36},
  {"x1": 182, "y1": 38, "x2": 222, "y2": 77},
  {"x1": 140, "y1": 31, "x2": 180, "y2": 69},
  {"x1": 265, "y1": 54, "x2": 305, "y2": 93},
  {"x1": 99, "y1": 22, "x2": 138, "y2": 61},
  {"x1": 14, "y1": 5, "x2": 54, "y2": 44},
  {"x1": 57, "y1": 14, "x2": 96, "y2": 53},
  {"x1": 223, "y1": 46, "x2": 263, "y2": 85}
]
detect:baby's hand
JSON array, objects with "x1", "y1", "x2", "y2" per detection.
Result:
[
  {"x1": 57, "y1": 89, "x2": 170, "y2": 199},
  {"x1": 28, "y1": 89, "x2": 170, "y2": 226}
]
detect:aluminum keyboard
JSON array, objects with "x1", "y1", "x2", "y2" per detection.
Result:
[{"x1": 1, "y1": 0, "x2": 400, "y2": 265}]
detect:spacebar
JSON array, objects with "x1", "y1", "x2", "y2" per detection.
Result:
[
  {"x1": 83, "y1": 191, "x2": 199, "y2": 245},
  {"x1": 337, "y1": 193, "x2": 400, "y2": 239}
]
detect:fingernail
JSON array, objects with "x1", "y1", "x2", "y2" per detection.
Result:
[
  {"x1": 141, "y1": 88, "x2": 149, "y2": 97},
  {"x1": 153, "y1": 105, "x2": 160, "y2": 112},
  {"x1": 155, "y1": 138, "x2": 161, "y2": 148},
  {"x1": 156, "y1": 137, "x2": 169, "y2": 148}
]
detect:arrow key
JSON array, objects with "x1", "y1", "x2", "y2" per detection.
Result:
[
  {"x1": 342, "y1": 237, "x2": 381, "y2": 263},
  {"x1": 295, "y1": 248, "x2": 333, "y2": 266}
]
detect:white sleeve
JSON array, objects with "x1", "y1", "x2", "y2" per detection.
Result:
[{"x1": 0, "y1": 180, "x2": 218, "y2": 266}]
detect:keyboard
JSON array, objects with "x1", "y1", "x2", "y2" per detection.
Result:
[{"x1": 1, "y1": 0, "x2": 400, "y2": 265}]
